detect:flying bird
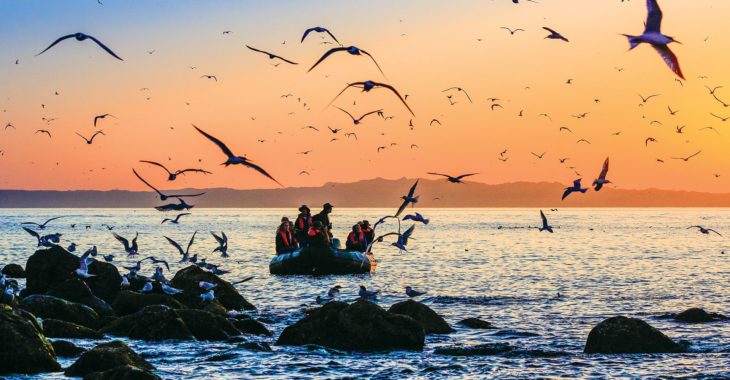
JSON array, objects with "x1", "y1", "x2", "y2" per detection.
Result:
[
  {"x1": 132, "y1": 169, "x2": 206, "y2": 201},
  {"x1": 301, "y1": 26, "x2": 339, "y2": 44},
  {"x1": 645, "y1": 137, "x2": 657, "y2": 146},
  {"x1": 543, "y1": 27, "x2": 569, "y2": 42},
  {"x1": 622, "y1": 0, "x2": 684, "y2": 79},
  {"x1": 427, "y1": 172, "x2": 478, "y2": 184},
  {"x1": 21, "y1": 216, "x2": 64, "y2": 229},
  {"x1": 37, "y1": 33, "x2": 123, "y2": 60},
  {"x1": 200, "y1": 75, "x2": 218, "y2": 82},
  {"x1": 165, "y1": 232, "x2": 197, "y2": 262},
  {"x1": 211, "y1": 231, "x2": 229, "y2": 257},
  {"x1": 334, "y1": 107, "x2": 382, "y2": 125},
  {"x1": 328, "y1": 81, "x2": 414, "y2": 116},
  {"x1": 308, "y1": 46, "x2": 385, "y2": 77},
  {"x1": 403, "y1": 212, "x2": 429, "y2": 225},
  {"x1": 687, "y1": 225, "x2": 722, "y2": 236},
  {"x1": 76, "y1": 130, "x2": 105, "y2": 144},
  {"x1": 161, "y1": 213, "x2": 191, "y2": 224},
  {"x1": 562, "y1": 179, "x2": 588, "y2": 200},
  {"x1": 193, "y1": 124, "x2": 283, "y2": 187},
  {"x1": 35, "y1": 129, "x2": 52, "y2": 138},
  {"x1": 671, "y1": 150, "x2": 701, "y2": 162},
  {"x1": 245, "y1": 45, "x2": 298, "y2": 65},
  {"x1": 538, "y1": 210, "x2": 553, "y2": 233},
  {"x1": 395, "y1": 180, "x2": 419, "y2": 217},
  {"x1": 500, "y1": 27, "x2": 525, "y2": 35},
  {"x1": 112, "y1": 232, "x2": 139, "y2": 255},
  {"x1": 592, "y1": 157, "x2": 610, "y2": 191},
  {"x1": 442, "y1": 87, "x2": 473, "y2": 103},
  {"x1": 93, "y1": 114, "x2": 116, "y2": 127},
  {"x1": 139, "y1": 160, "x2": 211, "y2": 181}
]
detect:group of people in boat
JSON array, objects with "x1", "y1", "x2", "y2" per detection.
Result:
[{"x1": 275, "y1": 203, "x2": 374, "y2": 254}]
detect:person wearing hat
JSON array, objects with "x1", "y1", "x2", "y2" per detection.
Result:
[
  {"x1": 313, "y1": 203, "x2": 334, "y2": 238},
  {"x1": 294, "y1": 205, "x2": 313, "y2": 247},
  {"x1": 275, "y1": 217, "x2": 298, "y2": 254},
  {"x1": 307, "y1": 220, "x2": 331, "y2": 248}
]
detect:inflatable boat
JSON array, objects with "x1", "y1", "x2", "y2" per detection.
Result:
[{"x1": 269, "y1": 241, "x2": 376, "y2": 275}]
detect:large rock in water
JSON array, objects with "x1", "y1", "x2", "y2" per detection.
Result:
[
  {"x1": 112, "y1": 290, "x2": 185, "y2": 316},
  {"x1": 177, "y1": 309, "x2": 241, "y2": 341},
  {"x1": 47, "y1": 278, "x2": 114, "y2": 317},
  {"x1": 171, "y1": 265, "x2": 255, "y2": 311},
  {"x1": 65, "y1": 340, "x2": 154, "y2": 377},
  {"x1": 584, "y1": 316, "x2": 687, "y2": 354},
  {"x1": 43, "y1": 319, "x2": 104, "y2": 339},
  {"x1": 0, "y1": 306, "x2": 61, "y2": 375},
  {"x1": 51, "y1": 340, "x2": 87, "y2": 357},
  {"x1": 388, "y1": 300, "x2": 455, "y2": 334},
  {"x1": 101, "y1": 305, "x2": 195, "y2": 341},
  {"x1": 277, "y1": 300, "x2": 425, "y2": 351},
  {"x1": 2, "y1": 263, "x2": 25, "y2": 278},
  {"x1": 23, "y1": 246, "x2": 122, "y2": 304},
  {"x1": 84, "y1": 365, "x2": 161, "y2": 380},
  {"x1": 674, "y1": 308, "x2": 727, "y2": 323},
  {"x1": 20, "y1": 294, "x2": 100, "y2": 329}
]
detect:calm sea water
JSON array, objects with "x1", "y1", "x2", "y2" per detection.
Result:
[{"x1": 1, "y1": 208, "x2": 728, "y2": 379}]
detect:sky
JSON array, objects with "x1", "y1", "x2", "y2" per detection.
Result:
[{"x1": 1, "y1": 0, "x2": 729, "y2": 193}]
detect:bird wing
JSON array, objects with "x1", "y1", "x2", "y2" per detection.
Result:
[
  {"x1": 89, "y1": 130, "x2": 104, "y2": 142},
  {"x1": 186, "y1": 231, "x2": 197, "y2": 254},
  {"x1": 193, "y1": 124, "x2": 235, "y2": 159},
  {"x1": 542, "y1": 27, "x2": 558, "y2": 34},
  {"x1": 395, "y1": 199, "x2": 409, "y2": 218},
  {"x1": 561, "y1": 188, "x2": 572, "y2": 200},
  {"x1": 686, "y1": 225, "x2": 702, "y2": 230},
  {"x1": 211, "y1": 231, "x2": 224, "y2": 245},
  {"x1": 273, "y1": 54, "x2": 298, "y2": 65},
  {"x1": 301, "y1": 28, "x2": 315, "y2": 43},
  {"x1": 427, "y1": 172, "x2": 450, "y2": 178},
  {"x1": 645, "y1": 0, "x2": 663, "y2": 33},
  {"x1": 22, "y1": 227, "x2": 40, "y2": 239},
  {"x1": 245, "y1": 45, "x2": 267, "y2": 55},
  {"x1": 360, "y1": 49, "x2": 386, "y2": 77},
  {"x1": 41, "y1": 216, "x2": 64, "y2": 226},
  {"x1": 325, "y1": 29, "x2": 340, "y2": 44},
  {"x1": 93, "y1": 115, "x2": 101, "y2": 127},
  {"x1": 164, "y1": 236, "x2": 184, "y2": 256},
  {"x1": 540, "y1": 210, "x2": 548, "y2": 226},
  {"x1": 132, "y1": 169, "x2": 163, "y2": 196},
  {"x1": 307, "y1": 46, "x2": 348, "y2": 72},
  {"x1": 456, "y1": 173, "x2": 479, "y2": 179},
  {"x1": 166, "y1": 191, "x2": 206, "y2": 198},
  {"x1": 87, "y1": 34, "x2": 124, "y2": 60},
  {"x1": 112, "y1": 233, "x2": 129, "y2": 250},
  {"x1": 374, "y1": 82, "x2": 415, "y2": 116},
  {"x1": 598, "y1": 157, "x2": 609, "y2": 179},
  {"x1": 327, "y1": 82, "x2": 360, "y2": 109},
  {"x1": 358, "y1": 109, "x2": 382, "y2": 121},
  {"x1": 461, "y1": 89, "x2": 473, "y2": 103},
  {"x1": 708, "y1": 229, "x2": 723, "y2": 236},
  {"x1": 687, "y1": 150, "x2": 701, "y2": 159},
  {"x1": 243, "y1": 160, "x2": 284, "y2": 187},
  {"x1": 407, "y1": 180, "x2": 419, "y2": 198},
  {"x1": 652, "y1": 44, "x2": 684, "y2": 80},
  {"x1": 75, "y1": 132, "x2": 89, "y2": 143},
  {"x1": 177, "y1": 168, "x2": 212, "y2": 176},
  {"x1": 36, "y1": 34, "x2": 76, "y2": 56},
  {"x1": 401, "y1": 224, "x2": 416, "y2": 243},
  {"x1": 140, "y1": 160, "x2": 172, "y2": 175},
  {"x1": 334, "y1": 106, "x2": 355, "y2": 121}
]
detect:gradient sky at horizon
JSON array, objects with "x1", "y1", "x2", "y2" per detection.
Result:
[{"x1": 1, "y1": 0, "x2": 729, "y2": 192}]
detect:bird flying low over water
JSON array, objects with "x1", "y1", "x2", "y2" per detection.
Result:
[
  {"x1": 328, "y1": 81, "x2": 415, "y2": 116},
  {"x1": 165, "y1": 231, "x2": 197, "y2": 262},
  {"x1": 245, "y1": 45, "x2": 298, "y2": 65},
  {"x1": 211, "y1": 231, "x2": 229, "y2": 257},
  {"x1": 592, "y1": 157, "x2": 610, "y2": 191},
  {"x1": 543, "y1": 27, "x2": 569, "y2": 42},
  {"x1": 622, "y1": 0, "x2": 684, "y2": 79},
  {"x1": 428, "y1": 172, "x2": 478, "y2": 184},
  {"x1": 301, "y1": 26, "x2": 339, "y2": 44},
  {"x1": 395, "y1": 180, "x2": 419, "y2": 217},
  {"x1": 132, "y1": 169, "x2": 206, "y2": 201},
  {"x1": 538, "y1": 210, "x2": 553, "y2": 233},
  {"x1": 112, "y1": 232, "x2": 139, "y2": 255},
  {"x1": 562, "y1": 179, "x2": 588, "y2": 200},
  {"x1": 22, "y1": 227, "x2": 61, "y2": 247},
  {"x1": 21, "y1": 216, "x2": 64, "y2": 229},
  {"x1": 308, "y1": 46, "x2": 385, "y2": 77},
  {"x1": 392, "y1": 224, "x2": 416, "y2": 251},
  {"x1": 403, "y1": 212, "x2": 429, "y2": 225},
  {"x1": 139, "y1": 160, "x2": 211, "y2": 181},
  {"x1": 155, "y1": 198, "x2": 194, "y2": 212},
  {"x1": 161, "y1": 213, "x2": 190, "y2": 224},
  {"x1": 193, "y1": 124, "x2": 283, "y2": 187},
  {"x1": 37, "y1": 33, "x2": 123, "y2": 60},
  {"x1": 687, "y1": 225, "x2": 722, "y2": 236}
]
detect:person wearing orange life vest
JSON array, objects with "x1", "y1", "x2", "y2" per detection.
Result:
[
  {"x1": 346, "y1": 224, "x2": 367, "y2": 252},
  {"x1": 360, "y1": 220, "x2": 374, "y2": 249},
  {"x1": 307, "y1": 220, "x2": 331, "y2": 248},
  {"x1": 275, "y1": 217, "x2": 298, "y2": 254},
  {"x1": 294, "y1": 205, "x2": 313, "y2": 247}
]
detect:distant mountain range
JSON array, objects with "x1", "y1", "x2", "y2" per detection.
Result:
[{"x1": 2, "y1": 178, "x2": 730, "y2": 208}]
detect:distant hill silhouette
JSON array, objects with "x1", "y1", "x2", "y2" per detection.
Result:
[{"x1": 2, "y1": 178, "x2": 730, "y2": 208}]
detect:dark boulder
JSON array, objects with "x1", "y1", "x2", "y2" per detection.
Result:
[
  {"x1": 459, "y1": 318, "x2": 497, "y2": 329},
  {"x1": 20, "y1": 294, "x2": 99, "y2": 329},
  {"x1": 177, "y1": 309, "x2": 241, "y2": 341},
  {"x1": 388, "y1": 300, "x2": 455, "y2": 334},
  {"x1": 0, "y1": 306, "x2": 61, "y2": 375},
  {"x1": 231, "y1": 317, "x2": 272, "y2": 336},
  {"x1": 51, "y1": 340, "x2": 87, "y2": 357},
  {"x1": 43, "y1": 319, "x2": 104, "y2": 339},
  {"x1": 47, "y1": 278, "x2": 114, "y2": 317},
  {"x1": 84, "y1": 260, "x2": 123, "y2": 304},
  {"x1": 65, "y1": 340, "x2": 154, "y2": 377},
  {"x1": 112, "y1": 290, "x2": 185, "y2": 316},
  {"x1": 241, "y1": 341, "x2": 273, "y2": 352},
  {"x1": 101, "y1": 305, "x2": 194, "y2": 341},
  {"x1": 584, "y1": 316, "x2": 687, "y2": 354},
  {"x1": 277, "y1": 300, "x2": 425, "y2": 351},
  {"x1": 2, "y1": 263, "x2": 25, "y2": 278},
  {"x1": 171, "y1": 265, "x2": 255, "y2": 311},
  {"x1": 434, "y1": 343, "x2": 512, "y2": 356},
  {"x1": 674, "y1": 308, "x2": 727, "y2": 323},
  {"x1": 84, "y1": 365, "x2": 161, "y2": 380},
  {"x1": 24, "y1": 246, "x2": 78, "y2": 296}
]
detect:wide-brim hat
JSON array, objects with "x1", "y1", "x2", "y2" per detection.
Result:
[
  {"x1": 299, "y1": 205, "x2": 310, "y2": 212},
  {"x1": 323, "y1": 203, "x2": 333, "y2": 209}
]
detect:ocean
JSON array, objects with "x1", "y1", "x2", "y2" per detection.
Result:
[{"x1": 1, "y1": 208, "x2": 728, "y2": 379}]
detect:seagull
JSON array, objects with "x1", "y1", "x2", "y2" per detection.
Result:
[
  {"x1": 161, "y1": 213, "x2": 191, "y2": 224},
  {"x1": 442, "y1": 87, "x2": 473, "y2": 103},
  {"x1": 500, "y1": 27, "x2": 525, "y2": 35},
  {"x1": 133, "y1": 169, "x2": 206, "y2": 201},
  {"x1": 687, "y1": 225, "x2": 722, "y2": 236},
  {"x1": 403, "y1": 212, "x2": 429, "y2": 225},
  {"x1": 560, "y1": 127, "x2": 573, "y2": 133},
  {"x1": 211, "y1": 231, "x2": 228, "y2": 257},
  {"x1": 165, "y1": 231, "x2": 197, "y2": 262},
  {"x1": 308, "y1": 46, "x2": 385, "y2": 77},
  {"x1": 161, "y1": 283, "x2": 183, "y2": 295},
  {"x1": 200, "y1": 75, "x2": 218, "y2": 82},
  {"x1": 193, "y1": 125, "x2": 283, "y2": 187},
  {"x1": 639, "y1": 93, "x2": 660, "y2": 103},
  {"x1": 675, "y1": 125, "x2": 686, "y2": 134},
  {"x1": 328, "y1": 81, "x2": 414, "y2": 116},
  {"x1": 22, "y1": 227, "x2": 60, "y2": 247},
  {"x1": 37, "y1": 33, "x2": 123, "y2": 60},
  {"x1": 301, "y1": 26, "x2": 339, "y2": 44},
  {"x1": 562, "y1": 179, "x2": 588, "y2": 200},
  {"x1": 316, "y1": 295, "x2": 334, "y2": 304},
  {"x1": 21, "y1": 216, "x2": 64, "y2": 229},
  {"x1": 700, "y1": 126, "x2": 721, "y2": 136},
  {"x1": 199, "y1": 281, "x2": 218, "y2": 291},
  {"x1": 392, "y1": 224, "x2": 416, "y2": 251},
  {"x1": 76, "y1": 130, "x2": 105, "y2": 144},
  {"x1": 155, "y1": 198, "x2": 195, "y2": 212},
  {"x1": 427, "y1": 172, "x2": 478, "y2": 184},
  {"x1": 405, "y1": 286, "x2": 427, "y2": 298},
  {"x1": 358, "y1": 285, "x2": 380, "y2": 301},
  {"x1": 538, "y1": 210, "x2": 553, "y2": 233},
  {"x1": 667, "y1": 106, "x2": 679, "y2": 116},
  {"x1": 35, "y1": 129, "x2": 52, "y2": 138},
  {"x1": 430, "y1": 119, "x2": 442, "y2": 126},
  {"x1": 543, "y1": 27, "x2": 569, "y2": 42},
  {"x1": 112, "y1": 232, "x2": 139, "y2": 255},
  {"x1": 395, "y1": 180, "x2": 419, "y2": 217},
  {"x1": 593, "y1": 157, "x2": 610, "y2": 191},
  {"x1": 622, "y1": 0, "x2": 684, "y2": 79},
  {"x1": 670, "y1": 150, "x2": 701, "y2": 162},
  {"x1": 120, "y1": 275, "x2": 130, "y2": 288},
  {"x1": 645, "y1": 137, "x2": 657, "y2": 146},
  {"x1": 141, "y1": 282, "x2": 153, "y2": 293},
  {"x1": 710, "y1": 113, "x2": 730, "y2": 122},
  {"x1": 334, "y1": 107, "x2": 382, "y2": 125},
  {"x1": 327, "y1": 127, "x2": 341, "y2": 134},
  {"x1": 93, "y1": 114, "x2": 116, "y2": 127},
  {"x1": 67, "y1": 243, "x2": 77, "y2": 252},
  {"x1": 75, "y1": 257, "x2": 95, "y2": 279},
  {"x1": 200, "y1": 289, "x2": 215, "y2": 303},
  {"x1": 345, "y1": 132, "x2": 357, "y2": 140},
  {"x1": 245, "y1": 45, "x2": 297, "y2": 64},
  {"x1": 531, "y1": 152, "x2": 546, "y2": 159},
  {"x1": 139, "y1": 160, "x2": 211, "y2": 181}
]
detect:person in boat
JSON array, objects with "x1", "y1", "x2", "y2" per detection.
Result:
[
  {"x1": 346, "y1": 223, "x2": 367, "y2": 252},
  {"x1": 313, "y1": 203, "x2": 334, "y2": 238},
  {"x1": 276, "y1": 217, "x2": 298, "y2": 254},
  {"x1": 361, "y1": 220, "x2": 374, "y2": 249},
  {"x1": 307, "y1": 220, "x2": 331, "y2": 248},
  {"x1": 294, "y1": 204, "x2": 313, "y2": 247}
]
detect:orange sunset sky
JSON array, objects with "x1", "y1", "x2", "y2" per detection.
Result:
[{"x1": 1, "y1": 0, "x2": 729, "y2": 193}]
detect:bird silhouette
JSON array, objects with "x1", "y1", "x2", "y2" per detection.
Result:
[
  {"x1": 622, "y1": 0, "x2": 684, "y2": 79},
  {"x1": 308, "y1": 46, "x2": 385, "y2": 77},
  {"x1": 139, "y1": 160, "x2": 211, "y2": 181},
  {"x1": 543, "y1": 27, "x2": 569, "y2": 42},
  {"x1": 328, "y1": 81, "x2": 414, "y2": 116},
  {"x1": 245, "y1": 45, "x2": 297, "y2": 64},
  {"x1": 37, "y1": 33, "x2": 123, "y2": 60}
]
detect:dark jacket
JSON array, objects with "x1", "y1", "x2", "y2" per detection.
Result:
[
  {"x1": 276, "y1": 229, "x2": 297, "y2": 254},
  {"x1": 346, "y1": 230, "x2": 367, "y2": 252},
  {"x1": 307, "y1": 227, "x2": 330, "y2": 248},
  {"x1": 362, "y1": 226, "x2": 374, "y2": 247},
  {"x1": 295, "y1": 213, "x2": 313, "y2": 233},
  {"x1": 312, "y1": 211, "x2": 331, "y2": 230}
]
